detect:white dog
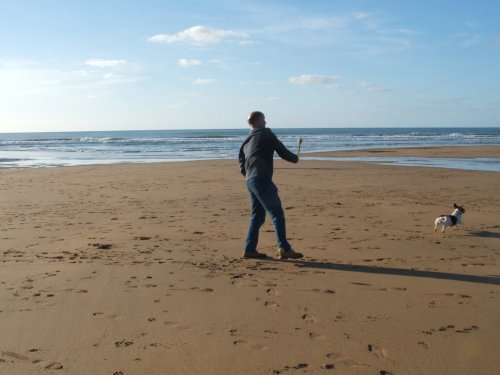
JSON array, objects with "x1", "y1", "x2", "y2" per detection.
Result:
[{"x1": 434, "y1": 203, "x2": 465, "y2": 233}]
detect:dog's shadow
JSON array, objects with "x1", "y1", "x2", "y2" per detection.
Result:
[
  {"x1": 465, "y1": 230, "x2": 500, "y2": 238},
  {"x1": 264, "y1": 259, "x2": 500, "y2": 286}
]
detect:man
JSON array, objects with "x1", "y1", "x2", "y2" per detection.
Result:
[{"x1": 239, "y1": 111, "x2": 304, "y2": 259}]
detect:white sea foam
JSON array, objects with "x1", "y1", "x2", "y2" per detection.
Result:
[{"x1": 1, "y1": 128, "x2": 499, "y2": 170}]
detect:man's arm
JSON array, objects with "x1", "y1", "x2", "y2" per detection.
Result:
[
  {"x1": 238, "y1": 146, "x2": 246, "y2": 176},
  {"x1": 272, "y1": 133, "x2": 299, "y2": 163}
]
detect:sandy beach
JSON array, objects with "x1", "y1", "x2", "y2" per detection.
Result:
[{"x1": 1, "y1": 146, "x2": 499, "y2": 375}]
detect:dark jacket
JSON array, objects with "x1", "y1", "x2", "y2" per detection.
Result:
[{"x1": 239, "y1": 128, "x2": 298, "y2": 180}]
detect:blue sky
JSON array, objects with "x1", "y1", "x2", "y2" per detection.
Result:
[{"x1": 1, "y1": 0, "x2": 499, "y2": 132}]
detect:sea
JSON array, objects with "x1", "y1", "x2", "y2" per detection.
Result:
[{"x1": 1, "y1": 127, "x2": 499, "y2": 172}]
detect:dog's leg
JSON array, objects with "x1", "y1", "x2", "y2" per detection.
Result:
[{"x1": 434, "y1": 217, "x2": 444, "y2": 232}]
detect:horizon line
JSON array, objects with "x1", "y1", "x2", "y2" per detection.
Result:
[{"x1": 2, "y1": 125, "x2": 500, "y2": 134}]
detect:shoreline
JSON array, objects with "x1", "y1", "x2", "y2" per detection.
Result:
[
  {"x1": 305, "y1": 144, "x2": 500, "y2": 158},
  {"x1": 302, "y1": 145, "x2": 500, "y2": 172},
  {"x1": 1, "y1": 148, "x2": 499, "y2": 374},
  {"x1": 2, "y1": 145, "x2": 500, "y2": 171}
]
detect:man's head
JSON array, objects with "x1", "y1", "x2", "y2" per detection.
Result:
[{"x1": 247, "y1": 111, "x2": 266, "y2": 129}]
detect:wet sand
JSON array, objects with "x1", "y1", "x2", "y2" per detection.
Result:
[
  {"x1": 307, "y1": 145, "x2": 500, "y2": 158},
  {"x1": 1, "y1": 146, "x2": 499, "y2": 374}
]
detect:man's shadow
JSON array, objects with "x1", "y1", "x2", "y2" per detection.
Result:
[{"x1": 265, "y1": 259, "x2": 500, "y2": 286}]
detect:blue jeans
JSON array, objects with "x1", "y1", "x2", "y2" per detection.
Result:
[{"x1": 244, "y1": 177, "x2": 292, "y2": 253}]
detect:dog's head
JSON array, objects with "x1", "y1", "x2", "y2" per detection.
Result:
[{"x1": 453, "y1": 203, "x2": 465, "y2": 214}]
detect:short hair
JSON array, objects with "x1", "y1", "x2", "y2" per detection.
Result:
[{"x1": 247, "y1": 111, "x2": 264, "y2": 125}]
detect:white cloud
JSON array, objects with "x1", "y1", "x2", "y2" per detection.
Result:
[
  {"x1": 71, "y1": 75, "x2": 146, "y2": 90},
  {"x1": 0, "y1": 62, "x2": 145, "y2": 99},
  {"x1": 148, "y1": 25, "x2": 248, "y2": 45},
  {"x1": 166, "y1": 100, "x2": 189, "y2": 109},
  {"x1": 461, "y1": 35, "x2": 481, "y2": 48},
  {"x1": 289, "y1": 74, "x2": 339, "y2": 86},
  {"x1": 399, "y1": 28, "x2": 419, "y2": 35},
  {"x1": 352, "y1": 11, "x2": 380, "y2": 29},
  {"x1": 255, "y1": 14, "x2": 348, "y2": 46},
  {"x1": 352, "y1": 12, "x2": 372, "y2": 20},
  {"x1": 192, "y1": 78, "x2": 217, "y2": 85},
  {"x1": 358, "y1": 81, "x2": 391, "y2": 93},
  {"x1": 244, "y1": 60, "x2": 262, "y2": 66},
  {"x1": 209, "y1": 59, "x2": 230, "y2": 68},
  {"x1": 85, "y1": 59, "x2": 127, "y2": 68},
  {"x1": 103, "y1": 73, "x2": 121, "y2": 79},
  {"x1": 238, "y1": 40, "x2": 258, "y2": 46},
  {"x1": 177, "y1": 58, "x2": 202, "y2": 67}
]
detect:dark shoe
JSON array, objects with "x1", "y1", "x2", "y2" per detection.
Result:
[
  {"x1": 243, "y1": 251, "x2": 268, "y2": 259},
  {"x1": 278, "y1": 247, "x2": 303, "y2": 259}
]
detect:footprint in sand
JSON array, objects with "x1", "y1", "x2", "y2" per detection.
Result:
[
  {"x1": 274, "y1": 363, "x2": 308, "y2": 373},
  {"x1": 229, "y1": 329, "x2": 239, "y2": 336},
  {"x1": 264, "y1": 301, "x2": 280, "y2": 309},
  {"x1": 1, "y1": 351, "x2": 30, "y2": 362},
  {"x1": 445, "y1": 293, "x2": 472, "y2": 299},
  {"x1": 250, "y1": 343, "x2": 268, "y2": 350},
  {"x1": 325, "y1": 352, "x2": 368, "y2": 369},
  {"x1": 93, "y1": 312, "x2": 123, "y2": 320},
  {"x1": 114, "y1": 339, "x2": 134, "y2": 348},
  {"x1": 45, "y1": 362, "x2": 64, "y2": 370},
  {"x1": 368, "y1": 344, "x2": 387, "y2": 358},
  {"x1": 232, "y1": 341, "x2": 268, "y2": 351},
  {"x1": 321, "y1": 364, "x2": 335, "y2": 369},
  {"x1": 444, "y1": 293, "x2": 473, "y2": 305},
  {"x1": 365, "y1": 315, "x2": 390, "y2": 322},
  {"x1": 301, "y1": 313, "x2": 317, "y2": 323},
  {"x1": 264, "y1": 330, "x2": 278, "y2": 335},
  {"x1": 379, "y1": 287, "x2": 407, "y2": 292},
  {"x1": 164, "y1": 321, "x2": 191, "y2": 331},
  {"x1": 456, "y1": 325, "x2": 479, "y2": 334},
  {"x1": 309, "y1": 332, "x2": 327, "y2": 340},
  {"x1": 190, "y1": 286, "x2": 214, "y2": 293},
  {"x1": 418, "y1": 341, "x2": 429, "y2": 349},
  {"x1": 325, "y1": 353, "x2": 338, "y2": 359},
  {"x1": 175, "y1": 324, "x2": 191, "y2": 331}
]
